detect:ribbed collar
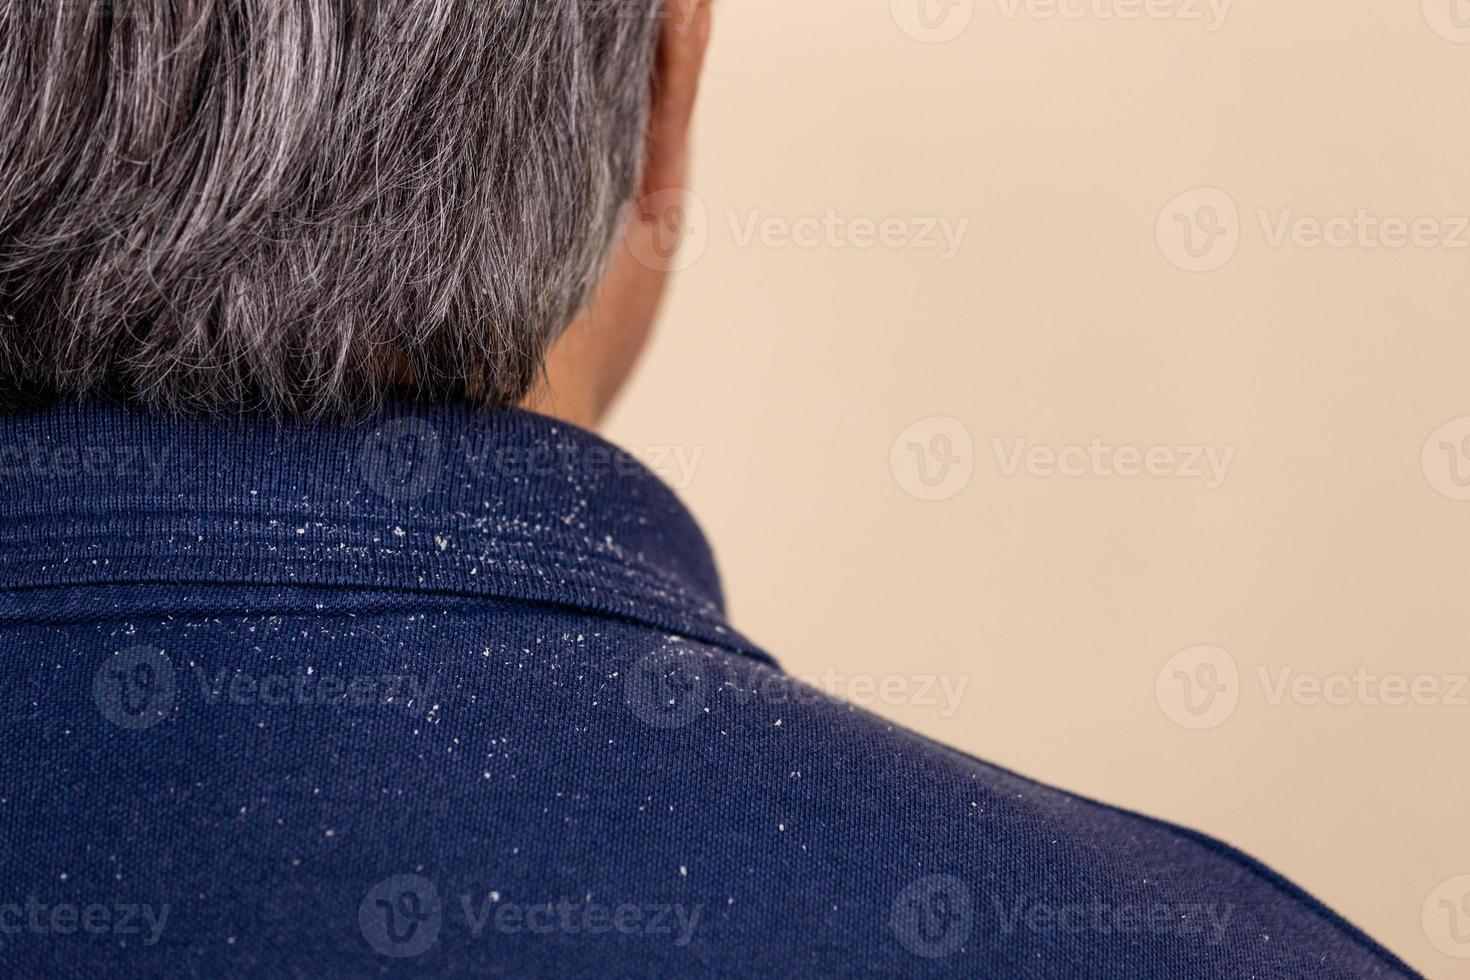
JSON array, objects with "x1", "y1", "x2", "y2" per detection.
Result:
[{"x1": 0, "y1": 399, "x2": 769, "y2": 661}]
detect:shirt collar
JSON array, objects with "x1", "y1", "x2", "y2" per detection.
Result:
[{"x1": 0, "y1": 399, "x2": 769, "y2": 661}]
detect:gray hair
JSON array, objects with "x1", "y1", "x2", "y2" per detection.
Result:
[{"x1": 0, "y1": 0, "x2": 663, "y2": 415}]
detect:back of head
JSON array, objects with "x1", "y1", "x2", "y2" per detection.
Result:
[{"x1": 0, "y1": 0, "x2": 661, "y2": 416}]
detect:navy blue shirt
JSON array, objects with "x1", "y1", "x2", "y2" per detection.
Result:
[{"x1": 0, "y1": 401, "x2": 1416, "y2": 978}]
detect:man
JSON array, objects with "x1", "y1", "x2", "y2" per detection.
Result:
[{"x1": 0, "y1": 1, "x2": 1417, "y2": 976}]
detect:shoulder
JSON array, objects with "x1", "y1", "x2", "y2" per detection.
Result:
[{"x1": 385, "y1": 616, "x2": 1418, "y2": 978}]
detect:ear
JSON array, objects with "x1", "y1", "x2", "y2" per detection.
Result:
[
  {"x1": 520, "y1": 0, "x2": 714, "y2": 429},
  {"x1": 641, "y1": 0, "x2": 714, "y2": 202}
]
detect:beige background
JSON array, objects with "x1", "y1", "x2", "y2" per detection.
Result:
[{"x1": 606, "y1": 1, "x2": 1470, "y2": 975}]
